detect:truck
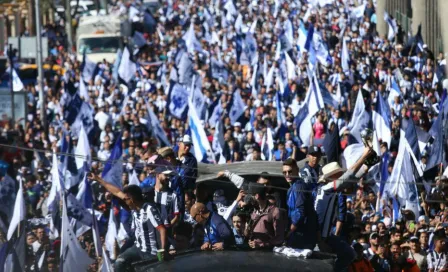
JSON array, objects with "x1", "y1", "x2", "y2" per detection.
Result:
[{"x1": 76, "y1": 15, "x2": 129, "y2": 63}]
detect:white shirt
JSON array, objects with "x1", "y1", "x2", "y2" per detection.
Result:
[
  {"x1": 427, "y1": 251, "x2": 447, "y2": 272},
  {"x1": 94, "y1": 111, "x2": 111, "y2": 131}
]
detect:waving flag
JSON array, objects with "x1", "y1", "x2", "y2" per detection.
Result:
[
  {"x1": 177, "y1": 52, "x2": 194, "y2": 87},
  {"x1": 81, "y1": 51, "x2": 97, "y2": 82},
  {"x1": 133, "y1": 31, "x2": 147, "y2": 48},
  {"x1": 189, "y1": 100, "x2": 215, "y2": 163},
  {"x1": 0, "y1": 175, "x2": 16, "y2": 222},
  {"x1": 405, "y1": 115, "x2": 421, "y2": 160},
  {"x1": 387, "y1": 77, "x2": 401, "y2": 107},
  {"x1": 298, "y1": 75, "x2": 324, "y2": 146},
  {"x1": 102, "y1": 137, "x2": 123, "y2": 189},
  {"x1": 209, "y1": 100, "x2": 223, "y2": 128},
  {"x1": 348, "y1": 91, "x2": 370, "y2": 144},
  {"x1": 341, "y1": 37, "x2": 350, "y2": 73},
  {"x1": 7, "y1": 176, "x2": 25, "y2": 240},
  {"x1": 261, "y1": 127, "x2": 275, "y2": 160},
  {"x1": 372, "y1": 91, "x2": 391, "y2": 147},
  {"x1": 118, "y1": 47, "x2": 137, "y2": 84},
  {"x1": 265, "y1": 64, "x2": 275, "y2": 92},
  {"x1": 168, "y1": 83, "x2": 189, "y2": 120},
  {"x1": 229, "y1": 90, "x2": 246, "y2": 124},
  {"x1": 105, "y1": 207, "x2": 117, "y2": 260},
  {"x1": 8, "y1": 68, "x2": 24, "y2": 92},
  {"x1": 285, "y1": 52, "x2": 296, "y2": 80},
  {"x1": 146, "y1": 102, "x2": 170, "y2": 147},
  {"x1": 212, "y1": 120, "x2": 226, "y2": 164},
  {"x1": 384, "y1": 12, "x2": 398, "y2": 41},
  {"x1": 74, "y1": 126, "x2": 91, "y2": 170},
  {"x1": 60, "y1": 193, "x2": 94, "y2": 272},
  {"x1": 143, "y1": 10, "x2": 157, "y2": 33},
  {"x1": 183, "y1": 22, "x2": 202, "y2": 54}
]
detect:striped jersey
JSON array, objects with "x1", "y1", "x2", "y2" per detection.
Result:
[
  {"x1": 154, "y1": 189, "x2": 179, "y2": 226},
  {"x1": 131, "y1": 203, "x2": 163, "y2": 254},
  {"x1": 314, "y1": 185, "x2": 339, "y2": 238}
]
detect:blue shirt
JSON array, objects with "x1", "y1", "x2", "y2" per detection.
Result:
[
  {"x1": 286, "y1": 179, "x2": 317, "y2": 232},
  {"x1": 180, "y1": 153, "x2": 198, "y2": 190},
  {"x1": 203, "y1": 212, "x2": 234, "y2": 246},
  {"x1": 140, "y1": 175, "x2": 156, "y2": 189}
]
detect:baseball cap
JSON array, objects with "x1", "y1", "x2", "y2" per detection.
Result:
[
  {"x1": 308, "y1": 145, "x2": 321, "y2": 155},
  {"x1": 370, "y1": 232, "x2": 379, "y2": 240},
  {"x1": 154, "y1": 165, "x2": 174, "y2": 175},
  {"x1": 180, "y1": 135, "x2": 193, "y2": 145},
  {"x1": 409, "y1": 236, "x2": 419, "y2": 242}
]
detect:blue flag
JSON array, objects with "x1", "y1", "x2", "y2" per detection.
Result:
[
  {"x1": 102, "y1": 137, "x2": 123, "y2": 189},
  {"x1": 379, "y1": 153, "x2": 390, "y2": 197},
  {"x1": 304, "y1": 24, "x2": 314, "y2": 52},
  {"x1": 373, "y1": 91, "x2": 392, "y2": 146},
  {"x1": 133, "y1": 31, "x2": 147, "y2": 48},
  {"x1": 143, "y1": 10, "x2": 157, "y2": 33},
  {"x1": 405, "y1": 114, "x2": 421, "y2": 160},
  {"x1": 229, "y1": 90, "x2": 245, "y2": 124}
]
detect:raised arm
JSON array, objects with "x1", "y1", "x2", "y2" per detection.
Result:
[
  {"x1": 88, "y1": 173, "x2": 126, "y2": 200},
  {"x1": 217, "y1": 170, "x2": 247, "y2": 189}
]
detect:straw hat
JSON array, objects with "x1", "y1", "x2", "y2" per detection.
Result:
[{"x1": 318, "y1": 162, "x2": 346, "y2": 183}]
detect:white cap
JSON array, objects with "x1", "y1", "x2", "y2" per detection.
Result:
[{"x1": 180, "y1": 135, "x2": 193, "y2": 145}]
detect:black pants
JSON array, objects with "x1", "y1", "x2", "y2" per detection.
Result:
[{"x1": 114, "y1": 245, "x2": 154, "y2": 272}]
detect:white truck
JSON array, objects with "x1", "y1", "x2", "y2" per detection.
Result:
[{"x1": 76, "y1": 15, "x2": 127, "y2": 63}]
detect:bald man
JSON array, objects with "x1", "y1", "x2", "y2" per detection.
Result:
[{"x1": 190, "y1": 203, "x2": 234, "y2": 251}]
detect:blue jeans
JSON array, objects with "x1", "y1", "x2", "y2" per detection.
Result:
[{"x1": 326, "y1": 235, "x2": 356, "y2": 272}]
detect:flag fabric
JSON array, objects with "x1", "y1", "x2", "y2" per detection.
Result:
[
  {"x1": 0, "y1": 242, "x2": 8, "y2": 272},
  {"x1": 81, "y1": 51, "x2": 97, "y2": 82},
  {"x1": 143, "y1": 10, "x2": 157, "y2": 33},
  {"x1": 298, "y1": 75, "x2": 324, "y2": 146},
  {"x1": 177, "y1": 52, "x2": 195, "y2": 87},
  {"x1": 191, "y1": 78, "x2": 206, "y2": 118},
  {"x1": 101, "y1": 247, "x2": 114, "y2": 272},
  {"x1": 7, "y1": 175, "x2": 25, "y2": 240},
  {"x1": 129, "y1": 170, "x2": 140, "y2": 186},
  {"x1": 74, "y1": 126, "x2": 91, "y2": 170},
  {"x1": 168, "y1": 83, "x2": 189, "y2": 120},
  {"x1": 265, "y1": 64, "x2": 275, "y2": 91},
  {"x1": 285, "y1": 52, "x2": 296, "y2": 80},
  {"x1": 133, "y1": 31, "x2": 147, "y2": 48},
  {"x1": 105, "y1": 207, "x2": 117, "y2": 259},
  {"x1": 405, "y1": 115, "x2": 421, "y2": 160},
  {"x1": 183, "y1": 22, "x2": 202, "y2": 54},
  {"x1": 261, "y1": 127, "x2": 275, "y2": 160},
  {"x1": 212, "y1": 120, "x2": 226, "y2": 164},
  {"x1": 372, "y1": 91, "x2": 392, "y2": 147},
  {"x1": 146, "y1": 102, "x2": 171, "y2": 147},
  {"x1": 70, "y1": 100, "x2": 95, "y2": 137},
  {"x1": 101, "y1": 137, "x2": 123, "y2": 189},
  {"x1": 0, "y1": 175, "x2": 16, "y2": 222},
  {"x1": 8, "y1": 68, "x2": 24, "y2": 92},
  {"x1": 66, "y1": 193, "x2": 93, "y2": 226},
  {"x1": 348, "y1": 90, "x2": 370, "y2": 144},
  {"x1": 378, "y1": 152, "x2": 390, "y2": 198},
  {"x1": 78, "y1": 77, "x2": 89, "y2": 100},
  {"x1": 112, "y1": 49, "x2": 122, "y2": 82},
  {"x1": 118, "y1": 47, "x2": 137, "y2": 84},
  {"x1": 189, "y1": 100, "x2": 215, "y2": 163},
  {"x1": 341, "y1": 37, "x2": 350, "y2": 73},
  {"x1": 208, "y1": 100, "x2": 223, "y2": 128},
  {"x1": 384, "y1": 12, "x2": 398, "y2": 41},
  {"x1": 323, "y1": 124, "x2": 340, "y2": 163},
  {"x1": 351, "y1": 3, "x2": 366, "y2": 19},
  {"x1": 229, "y1": 90, "x2": 246, "y2": 124},
  {"x1": 60, "y1": 193, "x2": 94, "y2": 272},
  {"x1": 387, "y1": 78, "x2": 401, "y2": 107}
]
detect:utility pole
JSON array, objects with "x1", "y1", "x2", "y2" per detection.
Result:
[
  {"x1": 35, "y1": 0, "x2": 46, "y2": 128},
  {"x1": 65, "y1": 0, "x2": 74, "y2": 52},
  {"x1": 8, "y1": 44, "x2": 15, "y2": 126}
]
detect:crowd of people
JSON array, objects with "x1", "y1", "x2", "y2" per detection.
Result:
[{"x1": 1, "y1": 0, "x2": 448, "y2": 271}]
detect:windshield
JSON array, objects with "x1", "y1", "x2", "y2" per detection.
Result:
[{"x1": 78, "y1": 37, "x2": 120, "y2": 54}]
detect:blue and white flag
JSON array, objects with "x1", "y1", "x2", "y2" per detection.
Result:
[
  {"x1": 133, "y1": 31, "x2": 147, "y2": 49},
  {"x1": 285, "y1": 52, "x2": 296, "y2": 80},
  {"x1": 78, "y1": 77, "x2": 89, "y2": 100},
  {"x1": 146, "y1": 102, "x2": 171, "y2": 147},
  {"x1": 265, "y1": 64, "x2": 275, "y2": 92},
  {"x1": 229, "y1": 90, "x2": 246, "y2": 124},
  {"x1": 101, "y1": 247, "x2": 114, "y2": 272},
  {"x1": 168, "y1": 83, "x2": 189, "y2": 119},
  {"x1": 351, "y1": 3, "x2": 366, "y2": 19},
  {"x1": 189, "y1": 100, "x2": 215, "y2": 163},
  {"x1": 212, "y1": 120, "x2": 226, "y2": 164},
  {"x1": 304, "y1": 24, "x2": 314, "y2": 52},
  {"x1": 348, "y1": 91, "x2": 370, "y2": 143},
  {"x1": 372, "y1": 91, "x2": 392, "y2": 147},
  {"x1": 118, "y1": 47, "x2": 137, "y2": 84},
  {"x1": 384, "y1": 12, "x2": 398, "y2": 41},
  {"x1": 8, "y1": 67, "x2": 24, "y2": 92},
  {"x1": 66, "y1": 193, "x2": 93, "y2": 227},
  {"x1": 177, "y1": 52, "x2": 194, "y2": 87},
  {"x1": 143, "y1": 10, "x2": 157, "y2": 33},
  {"x1": 48, "y1": 154, "x2": 63, "y2": 212},
  {"x1": 387, "y1": 77, "x2": 401, "y2": 108},
  {"x1": 183, "y1": 22, "x2": 202, "y2": 54},
  {"x1": 208, "y1": 100, "x2": 223, "y2": 128},
  {"x1": 102, "y1": 137, "x2": 123, "y2": 189},
  {"x1": 261, "y1": 127, "x2": 275, "y2": 160},
  {"x1": 341, "y1": 37, "x2": 350, "y2": 73},
  {"x1": 191, "y1": 78, "x2": 206, "y2": 119},
  {"x1": 112, "y1": 49, "x2": 122, "y2": 82},
  {"x1": 298, "y1": 22, "x2": 308, "y2": 53},
  {"x1": 60, "y1": 193, "x2": 94, "y2": 272},
  {"x1": 81, "y1": 51, "x2": 97, "y2": 82},
  {"x1": 70, "y1": 101, "x2": 94, "y2": 136},
  {"x1": 298, "y1": 75, "x2": 324, "y2": 146},
  {"x1": 7, "y1": 176, "x2": 25, "y2": 240}
]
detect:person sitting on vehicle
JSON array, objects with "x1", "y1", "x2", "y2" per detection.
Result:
[
  {"x1": 245, "y1": 183, "x2": 287, "y2": 250},
  {"x1": 87, "y1": 173, "x2": 167, "y2": 272},
  {"x1": 231, "y1": 213, "x2": 247, "y2": 247},
  {"x1": 190, "y1": 202, "x2": 235, "y2": 251}
]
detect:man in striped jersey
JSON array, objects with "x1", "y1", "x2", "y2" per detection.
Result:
[
  {"x1": 314, "y1": 147, "x2": 374, "y2": 271},
  {"x1": 88, "y1": 173, "x2": 167, "y2": 272},
  {"x1": 153, "y1": 164, "x2": 180, "y2": 228}
]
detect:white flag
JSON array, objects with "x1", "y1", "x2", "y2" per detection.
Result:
[
  {"x1": 129, "y1": 170, "x2": 140, "y2": 186},
  {"x1": 105, "y1": 207, "x2": 118, "y2": 259},
  {"x1": 285, "y1": 53, "x2": 296, "y2": 80},
  {"x1": 75, "y1": 126, "x2": 90, "y2": 170},
  {"x1": 118, "y1": 47, "x2": 137, "y2": 84},
  {"x1": 7, "y1": 177, "x2": 25, "y2": 240},
  {"x1": 189, "y1": 100, "x2": 215, "y2": 163},
  {"x1": 10, "y1": 68, "x2": 24, "y2": 92},
  {"x1": 341, "y1": 37, "x2": 349, "y2": 73},
  {"x1": 60, "y1": 193, "x2": 94, "y2": 272},
  {"x1": 101, "y1": 247, "x2": 114, "y2": 272}
]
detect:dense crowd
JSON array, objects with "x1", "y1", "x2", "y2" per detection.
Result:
[{"x1": 1, "y1": 0, "x2": 448, "y2": 271}]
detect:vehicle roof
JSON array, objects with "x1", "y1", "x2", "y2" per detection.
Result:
[{"x1": 133, "y1": 250, "x2": 335, "y2": 272}]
